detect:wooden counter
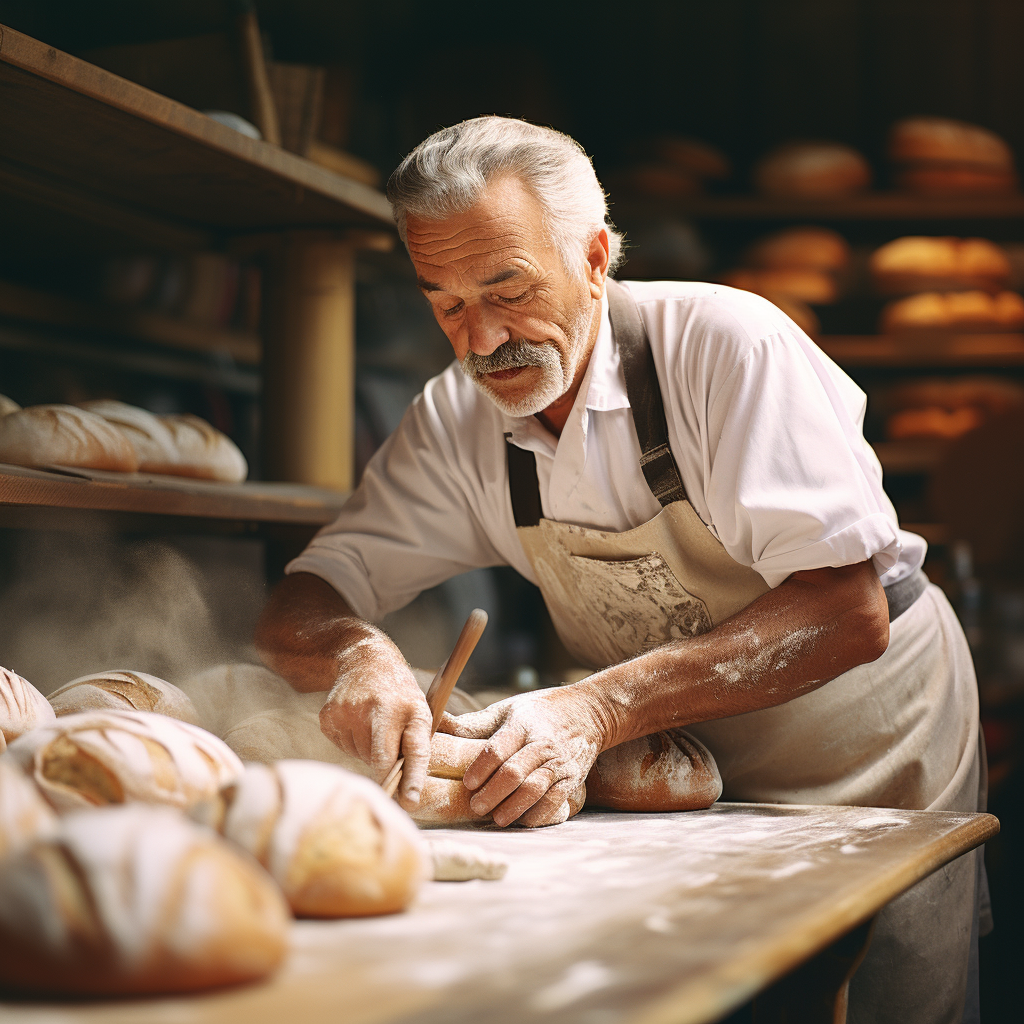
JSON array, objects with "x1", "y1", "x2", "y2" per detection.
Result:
[{"x1": 0, "y1": 803, "x2": 997, "y2": 1024}]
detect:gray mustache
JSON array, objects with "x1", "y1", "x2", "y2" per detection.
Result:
[{"x1": 461, "y1": 340, "x2": 554, "y2": 376}]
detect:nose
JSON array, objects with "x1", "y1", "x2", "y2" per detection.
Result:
[{"x1": 464, "y1": 302, "x2": 510, "y2": 356}]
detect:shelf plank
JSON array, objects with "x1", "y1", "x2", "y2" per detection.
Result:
[
  {"x1": 0, "y1": 464, "x2": 347, "y2": 526},
  {"x1": 0, "y1": 24, "x2": 392, "y2": 240},
  {"x1": 818, "y1": 334, "x2": 1024, "y2": 367},
  {"x1": 617, "y1": 192, "x2": 1024, "y2": 221}
]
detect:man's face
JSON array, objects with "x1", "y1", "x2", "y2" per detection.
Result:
[{"x1": 407, "y1": 176, "x2": 599, "y2": 418}]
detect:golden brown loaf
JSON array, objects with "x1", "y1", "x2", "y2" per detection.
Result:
[
  {"x1": 893, "y1": 164, "x2": 1017, "y2": 195},
  {"x1": 5, "y1": 709, "x2": 243, "y2": 812},
  {"x1": 886, "y1": 407, "x2": 983, "y2": 441},
  {"x1": 881, "y1": 290, "x2": 1024, "y2": 333},
  {"x1": 160, "y1": 413, "x2": 248, "y2": 483},
  {"x1": 646, "y1": 135, "x2": 732, "y2": 180},
  {"x1": 0, "y1": 804, "x2": 289, "y2": 995},
  {"x1": 888, "y1": 117, "x2": 1014, "y2": 169},
  {"x1": 743, "y1": 226, "x2": 851, "y2": 272},
  {"x1": 78, "y1": 400, "x2": 180, "y2": 474},
  {"x1": 0, "y1": 404, "x2": 139, "y2": 472},
  {"x1": 0, "y1": 758, "x2": 57, "y2": 858},
  {"x1": 869, "y1": 236, "x2": 1011, "y2": 294},
  {"x1": 719, "y1": 267, "x2": 838, "y2": 304},
  {"x1": 0, "y1": 394, "x2": 20, "y2": 417},
  {"x1": 753, "y1": 142, "x2": 871, "y2": 198},
  {"x1": 213, "y1": 760, "x2": 427, "y2": 918},
  {"x1": 48, "y1": 670, "x2": 201, "y2": 725},
  {"x1": 0, "y1": 665, "x2": 56, "y2": 751}
]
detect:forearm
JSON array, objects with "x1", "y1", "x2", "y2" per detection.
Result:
[{"x1": 576, "y1": 561, "x2": 890, "y2": 750}]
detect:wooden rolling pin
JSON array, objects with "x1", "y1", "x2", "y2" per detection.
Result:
[{"x1": 382, "y1": 608, "x2": 488, "y2": 798}]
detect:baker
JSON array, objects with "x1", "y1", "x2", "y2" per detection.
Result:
[{"x1": 256, "y1": 117, "x2": 984, "y2": 1024}]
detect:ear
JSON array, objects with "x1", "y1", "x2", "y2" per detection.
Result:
[{"x1": 586, "y1": 228, "x2": 610, "y2": 299}]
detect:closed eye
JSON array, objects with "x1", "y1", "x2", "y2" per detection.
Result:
[
  {"x1": 497, "y1": 290, "x2": 530, "y2": 304},
  {"x1": 441, "y1": 300, "x2": 464, "y2": 317}
]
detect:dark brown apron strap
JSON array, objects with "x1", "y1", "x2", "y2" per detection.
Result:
[{"x1": 505, "y1": 279, "x2": 687, "y2": 528}]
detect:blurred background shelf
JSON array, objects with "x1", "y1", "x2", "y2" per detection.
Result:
[{"x1": 819, "y1": 334, "x2": 1024, "y2": 368}]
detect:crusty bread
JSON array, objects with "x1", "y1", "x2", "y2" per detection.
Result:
[
  {"x1": 0, "y1": 758, "x2": 57, "y2": 858},
  {"x1": 1, "y1": 665, "x2": 56, "y2": 749},
  {"x1": 753, "y1": 142, "x2": 871, "y2": 198},
  {"x1": 160, "y1": 414, "x2": 247, "y2": 483},
  {"x1": 0, "y1": 404, "x2": 139, "y2": 472},
  {"x1": 881, "y1": 290, "x2": 1024, "y2": 333},
  {"x1": 0, "y1": 804, "x2": 289, "y2": 995},
  {"x1": 212, "y1": 760, "x2": 427, "y2": 918},
  {"x1": 0, "y1": 394, "x2": 20, "y2": 417},
  {"x1": 78, "y1": 400, "x2": 180, "y2": 474},
  {"x1": 743, "y1": 226, "x2": 851, "y2": 272},
  {"x1": 48, "y1": 670, "x2": 201, "y2": 725},
  {"x1": 870, "y1": 236, "x2": 1011, "y2": 294},
  {"x1": 888, "y1": 117, "x2": 1014, "y2": 170},
  {"x1": 5, "y1": 709, "x2": 243, "y2": 812},
  {"x1": 646, "y1": 135, "x2": 732, "y2": 180},
  {"x1": 887, "y1": 406, "x2": 984, "y2": 441},
  {"x1": 585, "y1": 729, "x2": 722, "y2": 812},
  {"x1": 720, "y1": 267, "x2": 837, "y2": 304},
  {"x1": 894, "y1": 163, "x2": 1017, "y2": 195}
]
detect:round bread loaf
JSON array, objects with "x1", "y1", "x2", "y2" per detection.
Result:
[
  {"x1": 214, "y1": 760, "x2": 427, "y2": 918},
  {"x1": 78, "y1": 400, "x2": 180, "y2": 474},
  {"x1": 870, "y1": 236, "x2": 1011, "y2": 294},
  {"x1": 0, "y1": 394, "x2": 21, "y2": 417},
  {"x1": 584, "y1": 729, "x2": 723, "y2": 812},
  {"x1": 0, "y1": 804, "x2": 289, "y2": 995},
  {"x1": 608, "y1": 163, "x2": 703, "y2": 199},
  {"x1": 881, "y1": 290, "x2": 1024, "y2": 333},
  {"x1": 160, "y1": 414, "x2": 247, "y2": 482},
  {"x1": 0, "y1": 665, "x2": 56, "y2": 750},
  {"x1": 753, "y1": 142, "x2": 871, "y2": 198},
  {"x1": 719, "y1": 267, "x2": 837, "y2": 304},
  {"x1": 48, "y1": 670, "x2": 201, "y2": 725},
  {"x1": 5, "y1": 709, "x2": 243, "y2": 812},
  {"x1": 888, "y1": 117, "x2": 1014, "y2": 170},
  {"x1": 0, "y1": 405, "x2": 139, "y2": 472},
  {"x1": 647, "y1": 135, "x2": 732, "y2": 180},
  {"x1": 0, "y1": 758, "x2": 57, "y2": 857},
  {"x1": 894, "y1": 163, "x2": 1017, "y2": 195},
  {"x1": 887, "y1": 406, "x2": 984, "y2": 441},
  {"x1": 743, "y1": 226, "x2": 851, "y2": 272}
]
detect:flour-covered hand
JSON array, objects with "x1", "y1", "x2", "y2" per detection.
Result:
[{"x1": 436, "y1": 686, "x2": 609, "y2": 827}]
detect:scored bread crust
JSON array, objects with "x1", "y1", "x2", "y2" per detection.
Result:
[
  {"x1": 78, "y1": 400, "x2": 180, "y2": 474},
  {"x1": 219, "y1": 760, "x2": 427, "y2": 918},
  {"x1": 0, "y1": 405, "x2": 139, "y2": 472},
  {"x1": 5, "y1": 709, "x2": 243, "y2": 812},
  {"x1": 888, "y1": 116, "x2": 1014, "y2": 170},
  {"x1": 0, "y1": 804, "x2": 289, "y2": 995},
  {"x1": 1, "y1": 665, "x2": 56, "y2": 745},
  {"x1": 0, "y1": 758, "x2": 57, "y2": 858},
  {"x1": 753, "y1": 142, "x2": 872, "y2": 198},
  {"x1": 161, "y1": 414, "x2": 247, "y2": 483},
  {"x1": 48, "y1": 670, "x2": 201, "y2": 725}
]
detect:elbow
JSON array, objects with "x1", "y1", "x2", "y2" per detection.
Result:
[{"x1": 847, "y1": 572, "x2": 890, "y2": 668}]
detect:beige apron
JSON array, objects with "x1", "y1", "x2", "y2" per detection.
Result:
[{"x1": 508, "y1": 280, "x2": 982, "y2": 1023}]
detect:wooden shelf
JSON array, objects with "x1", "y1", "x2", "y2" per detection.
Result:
[
  {"x1": 0, "y1": 24, "x2": 392, "y2": 250},
  {"x1": 0, "y1": 463, "x2": 346, "y2": 532},
  {"x1": 617, "y1": 192, "x2": 1024, "y2": 222},
  {"x1": 818, "y1": 334, "x2": 1024, "y2": 368}
]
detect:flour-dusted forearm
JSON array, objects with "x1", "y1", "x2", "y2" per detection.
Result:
[
  {"x1": 254, "y1": 572, "x2": 432, "y2": 809},
  {"x1": 580, "y1": 560, "x2": 890, "y2": 750}
]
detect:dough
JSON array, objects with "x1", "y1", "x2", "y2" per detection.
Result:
[
  {"x1": 0, "y1": 804, "x2": 289, "y2": 995},
  {"x1": 428, "y1": 838, "x2": 508, "y2": 881},
  {"x1": 160, "y1": 413, "x2": 247, "y2": 483},
  {"x1": 212, "y1": 759, "x2": 427, "y2": 917},
  {"x1": 0, "y1": 665, "x2": 55, "y2": 749},
  {"x1": 5, "y1": 709, "x2": 243, "y2": 812},
  {"x1": 0, "y1": 758, "x2": 57, "y2": 857},
  {"x1": 48, "y1": 669, "x2": 201, "y2": 725},
  {"x1": 0, "y1": 404, "x2": 139, "y2": 472},
  {"x1": 78, "y1": 400, "x2": 180, "y2": 474}
]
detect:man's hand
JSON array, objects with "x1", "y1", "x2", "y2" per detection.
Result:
[{"x1": 437, "y1": 686, "x2": 609, "y2": 827}]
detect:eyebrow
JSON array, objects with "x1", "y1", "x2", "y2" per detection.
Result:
[{"x1": 416, "y1": 268, "x2": 522, "y2": 293}]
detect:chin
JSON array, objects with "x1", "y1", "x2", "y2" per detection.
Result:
[{"x1": 476, "y1": 370, "x2": 564, "y2": 418}]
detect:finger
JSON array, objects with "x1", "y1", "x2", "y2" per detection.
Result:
[
  {"x1": 462, "y1": 722, "x2": 529, "y2": 791},
  {"x1": 468, "y1": 745, "x2": 550, "y2": 816},
  {"x1": 518, "y1": 778, "x2": 578, "y2": 828},
  {"x1": 369, "y1": 712, "x2": 402, "y2": 780},
  {"x1": 490, "y1": 765, "x2": 562, "y2": 827},
  {"x1": 436, "y1": 702, "x2": 508, "y2": 739},
  {"x1": 319, "y1": 703, "x2": 359, "y2": 759},
  {"x1": 396, "y1": 711, "x2": 432, "y2": 810}
]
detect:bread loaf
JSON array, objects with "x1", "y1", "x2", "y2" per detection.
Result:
[
  {"x1": 608, "y1": 163, "x2": 703, "y2": 199},
  {"x1": 78, "y1": 400, "x2": 180, "y2": 474},
  {"x1": 0, "y1": 804, "x2": 289, "y2": 995},
  {"x1": 720, "y1": 267, "x2": 837, "y2": 304},
  {"x1": 584, "y1": 729, "x2": 722, "y2": 812},
  {"x1": 48, "y1": 670, "x2": 201, "y2": 725},
  {"x1": 870, "y1": 236, "x2": 1011, "y2": 295},
  {"x1": 643, "y1": 135, "x2": 732, "y2": 180},
  {"x1": 743, "y1": 226, "x2": 851, "y2": 272},
  {"x1": 5, "y1": 710, "x2": 243, "y2": 812},
  {"x1": 161, "y1": 414, "x2": 247, "y2": 483},
  {"x1": 894, "y1": 164, "x2": 1017, "y2": 196},
  {"x1": 212, "y1": 760, "x2": 427, "y2": 917},
  {"x1": 1, "y1": 665, "x2": 56, "y2": 750},
  {"x1": 888, "y1": 117, "x2": 1015, "y2": 169},
  {"x1": 753, "y1": 142, "x2": 871, "y2": 198},
  {"x1": 886, "y1": 406, "x2": 983, "y2": 441},
  {"x1": 0, "y1": 394, "x2": 20, "y2": 417},
  {"x1": 881, "y1": 290, "x2": 1024, "y2": 333},
  {"x1": 0, "y1": 758, "x2": 57, "y2": 857},
  {"x1": 0, "y1": 405, "x2": 139, "y2": 472}
]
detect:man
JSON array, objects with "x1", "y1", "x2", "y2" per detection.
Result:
[{"x1": 256, "y1": 117, "x2": 983, "y2": 1023}]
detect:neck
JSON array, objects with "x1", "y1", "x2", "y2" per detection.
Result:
[{"x1": 536, "y1": 296, "x2": 601, "y2": 437}]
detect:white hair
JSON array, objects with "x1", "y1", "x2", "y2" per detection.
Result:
[{"x1": 386, "y1": 116, "x2": 625, "y2": 277}]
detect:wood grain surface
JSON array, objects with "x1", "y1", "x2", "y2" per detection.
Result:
[{"x1": 0, "y1": 804, "x2": 997, "y2": 1024}]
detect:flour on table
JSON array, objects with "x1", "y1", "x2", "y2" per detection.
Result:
[{"x1": 428, "y1": 838, "x2": 508, "y2": 881}]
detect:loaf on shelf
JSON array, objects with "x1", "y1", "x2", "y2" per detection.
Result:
[
  {"x1": 882, "y1": 375, "x2": 1024, "y2": 440},
  {"x1": 743, "y1": 226, "x2": 851, "y2": 273},
  {"x1": 48, "y1": 670, "x2": 201, "y2": 725},
  {"x1": 1, "y1": 665, "x2": 56, "y2": 752},
  {"x1": 0, "y1": 405, "x2": 139, "y2": 472},
  {"x1": 719, "y1": 267, "x2": 837, "y2": 304},
  {"x1": 752, "y1": 141, "x2": 871, "y2": 198},
  {"x1": 610, "y1": 134, "x2": 731, "y2": 200},
  {"x1": 0, "y1": 804, "x2": 289, "y2": 995},
  {"x1": 870, "y1": 237, "x2": 1011, "y2": 295},
  {"x1": 881, "y1": 291, "x2": 1024, "y2": 333},
  {"x1": 79, "y1": 400, "x2": 181, "y2": 474},
  {"x1": 161, "y1": 413, "x2": 248, "y2": 482}
]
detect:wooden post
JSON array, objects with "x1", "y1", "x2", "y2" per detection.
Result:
[{"x1": 262, "y1": 232, "x2": 356, "y2": 491}]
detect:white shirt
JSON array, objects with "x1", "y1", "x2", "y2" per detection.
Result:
[{"x1": 289, "y1": 281, "x2": 925, "y2": 621}]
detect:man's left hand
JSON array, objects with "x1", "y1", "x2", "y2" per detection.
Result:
[{"x1": 436, "y1": 686, "x2": 608, "y2": 827}]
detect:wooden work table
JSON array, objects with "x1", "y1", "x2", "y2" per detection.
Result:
[{"x1": 1, "y1": 803, "x2": 997, "y2": 1024}]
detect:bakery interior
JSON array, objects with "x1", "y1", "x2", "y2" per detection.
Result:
[{"x1": 0, "y1": 0, "x2": 1021, "y2": 1019}]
